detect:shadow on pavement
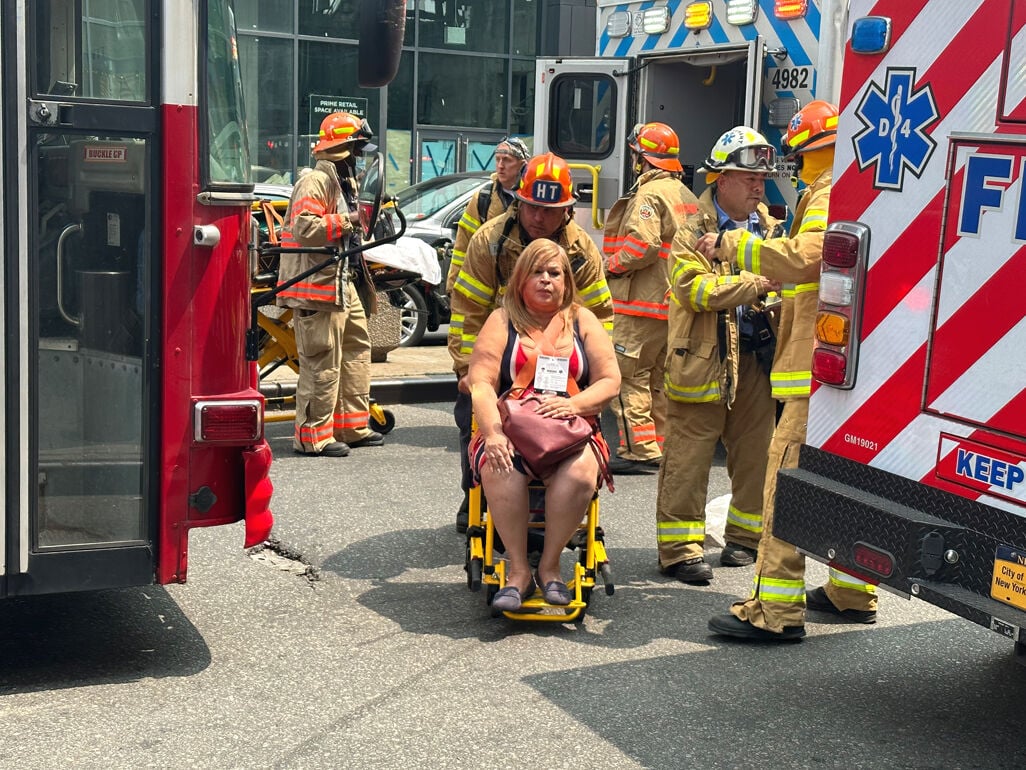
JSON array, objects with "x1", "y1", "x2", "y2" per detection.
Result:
[
  {"x1": 324, "y1": 529, "x2": 758, "y2": 647},
  {"x1": 0, "y1": 588, "x2": 210, "y2": 694},
  {"x1": 522, "y1": 620, "x2": 1026, "y2": 768}
]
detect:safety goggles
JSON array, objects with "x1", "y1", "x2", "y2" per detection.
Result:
[
  {"x1": 495, "y1": 136, "x2": 529, "y2": 161},
  {"x1": 626, "y1": 123, "x2": 644, "y2": 148},
  {"x1": 727, "y1": 144, "x2": 777, "y2": 171}
]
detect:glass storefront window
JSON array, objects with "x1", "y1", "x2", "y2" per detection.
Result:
[
  {"x1": 298, "y1": 40, "x2": 382, "y2": 166},
  {"x1": 417, "y1": 0, "x2": 508, "y2": 53},
  {"x1": 417, "y1": 52, "x2": 506, "y2": 129},
  {"x1": 298, "y1": 0, "x2": 357, "y2": 39},
  {"x1": 235, "y1": 0, "x2": 295, "y2": 34},
  {"x1": 512, "y1": 0, "x2": 539, "y2": 56},
  {"x1": 239, "y1": 36, "x2": 294, "y2": 182},
  {"x1": 510, "y1": 59, "x2": 535, "y2": 137}
]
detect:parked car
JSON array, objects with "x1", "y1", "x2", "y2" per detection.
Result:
[{"x1": 391, "y1": 172, "x2": 490, "y2": 346}]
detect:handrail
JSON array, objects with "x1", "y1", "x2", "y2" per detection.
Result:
[
  {"x1": 567, "y1": 162, "x2": 604, "y2": 230},
  {"x1": 56, "y1": 223, "x2": 83, "y2": 327}
]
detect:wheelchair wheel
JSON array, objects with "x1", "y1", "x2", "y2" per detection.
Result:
[
  {"x1": 466, "y1": 557, "x2": 482, "y2": 592},
  {"x1": 369, "y1": 405, "x2": 396, "y2": 434}
]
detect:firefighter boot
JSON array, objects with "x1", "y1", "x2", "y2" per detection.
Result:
[
  {"x1": 708, "y1": 614, "x2": 806, "y2": 642},
  {"x1": 720, "y1": 543, "x2": 758, "y2": 567},
  {"x1": 663, "y1": 557, "x2": 713, "y2": 584},
  {"x1": 805, "y1": 586, "x2": 877, "y2": 624}
]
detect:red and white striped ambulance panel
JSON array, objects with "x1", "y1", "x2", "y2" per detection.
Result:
[{"x1": 772, "y1": 0, "x2": 1026, "y2": 651}]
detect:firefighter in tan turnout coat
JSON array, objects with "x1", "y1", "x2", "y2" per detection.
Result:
[
  {"x1": 703, "y1": 103, "x2": 879, "y2": 641},
  {"x1": 277, "y1": 112, "x2": 383, "y2": 457},
  {"x1": 603, "y1": 122, "x2": 700, "y2": 475},
  {"x1": 446, "y1": 137, "x2": 529, "y2": 531},
  {"x1": 446, "y1": 137, "x2": 529, "y2": 293},
  {"x1": 656, "y1": 127, "x2": 782, "y2": 583}
]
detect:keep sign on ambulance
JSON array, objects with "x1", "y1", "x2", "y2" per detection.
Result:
[{"x1": 928, "y1": 138, "x2": 1026, "y2": 508}]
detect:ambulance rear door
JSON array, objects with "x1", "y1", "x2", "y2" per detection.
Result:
[{"x1": 533, "y1": 57, "x2": 632, "y2": 244}]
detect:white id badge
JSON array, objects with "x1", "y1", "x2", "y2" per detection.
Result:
[{"x1": 534, "y1": 355, "x2": 571, "y2": 393}]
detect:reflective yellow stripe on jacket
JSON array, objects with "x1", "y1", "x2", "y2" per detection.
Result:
[{"x1": 453, "y1": 271, "x2": 495, "y2": 307}]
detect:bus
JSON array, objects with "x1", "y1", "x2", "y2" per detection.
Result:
[{"x1": 0, "y1": 0, "x2": 402, "y2": 597}]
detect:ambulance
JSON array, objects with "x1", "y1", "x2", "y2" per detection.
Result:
[
  {"x1": 770, "y1": 0, "x2": 1026, "y2": 661},
  {"x1": 531, "y1": 0, "x2": 850, "y2": 236}
]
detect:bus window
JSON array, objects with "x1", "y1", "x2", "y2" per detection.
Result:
[
  {"x1": 33, "y1": 0, "x2": 149, "y2": 102},
  {"x1": 206, "y1": 0, "x2": 252, "y2": 187}
]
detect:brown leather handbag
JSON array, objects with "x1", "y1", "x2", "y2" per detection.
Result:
[{"x1": 497, "y1": 385, "x2": 598, "y2": 478}]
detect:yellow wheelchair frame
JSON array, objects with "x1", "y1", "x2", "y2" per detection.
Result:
[{"x1": 464, "y1": 478, "x2": 614, "y2": 623}]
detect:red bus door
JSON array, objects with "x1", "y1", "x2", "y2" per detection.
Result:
[{"x1": 3, "y1": 1, "x2": 157, "y2": 595}]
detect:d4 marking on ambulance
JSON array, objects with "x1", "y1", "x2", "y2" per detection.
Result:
[{"x1": 853, "y1": 68, "x2": 940, "y2": 190}]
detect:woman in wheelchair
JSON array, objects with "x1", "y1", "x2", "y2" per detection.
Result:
[{"x1": 467, "y1": 239, "x2": 619, "y2": 611}]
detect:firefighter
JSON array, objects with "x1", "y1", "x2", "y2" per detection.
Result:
[
  {"x1": 446, "y1": 136, "x2": 530, "y2": 292},
  {"x1": 447, "y1": 136, "x2": 529, "y2": 532},
  {"x1": 656, "y1": 127, "x2": 783, "y2": 583},
  {"x1": 449, "y1": 153, "x2": 614, "y2": 528},
  {"x1": 277, "y1": 111, "x2": 383, "y2": 457},
  {"x1": 700, "y1": 102, "x2": 879, "y2": 640},
  {"x1": 603, "y1": 122, "x2": 701, "y2": 475}
]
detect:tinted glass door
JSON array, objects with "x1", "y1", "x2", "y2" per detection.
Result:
[{"x1": 5, "y1": 0, "x2": 158, "y2": 595}]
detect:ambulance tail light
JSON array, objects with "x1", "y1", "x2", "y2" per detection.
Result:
[
  {"x1": 194, "y1": 399, "x2": 263, "y2": 444},
  {"x1": 774, "y1": 0, "x2": 808, "y2": 20},
  {"x1": 853, "y1": 542, "x2": 894, "y2": 578},
  {"x1": 812, "y1": 222, "x2": 869, "y2": 390}
]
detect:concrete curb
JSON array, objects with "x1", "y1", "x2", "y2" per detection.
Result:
[{"x1": 261, "y1": 374, "x2": 458, "y2": 408}]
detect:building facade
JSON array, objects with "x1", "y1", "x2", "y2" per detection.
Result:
[{"x1": 236, "y1": 0, "x2": 596, "y2": 193}]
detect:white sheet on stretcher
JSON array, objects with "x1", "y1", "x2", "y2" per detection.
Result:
[{"x1": 365, "y1": 236, "x2": 441, "y2": 286}]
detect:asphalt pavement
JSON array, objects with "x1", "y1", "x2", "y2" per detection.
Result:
[{"x1": 2, "y1": 344, "x2": 1025, "y2": 768}]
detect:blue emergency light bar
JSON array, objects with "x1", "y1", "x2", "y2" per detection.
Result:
[{"x1": 851, "y1": 16, "x2": 892, "y2": 55}]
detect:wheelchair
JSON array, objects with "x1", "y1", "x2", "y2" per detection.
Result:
[{"x1": 463, "y1": 478, "x2": 614, "y2": 623}]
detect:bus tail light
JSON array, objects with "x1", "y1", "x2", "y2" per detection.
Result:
[
  {"x1": 812, "y1": 222, "x2": 869, "y2": 390},
  {"x1": 194, "y1": 399, "x2": 263, "y2": 443}
]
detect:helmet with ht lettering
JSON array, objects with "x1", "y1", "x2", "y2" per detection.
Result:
[
  {"x1": 312, "y1": 112, "x2": 374, "y2": 159},
  {"x1": 515, "y1": 153, "x2": 576, "y2": 208},
  {"x1": 701, "y1": 126, "x2": 777, "y2": 173},
  {"x1": 782, "y1": 100, "x2": 838, "y2": 157},
  {"x1": 627, "y1": 122, "x2": 684, "y2": 172}
]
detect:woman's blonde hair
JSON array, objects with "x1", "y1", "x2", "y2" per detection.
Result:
[{"x1": 503, "y1": 239, "x2": 579, "y2": 334}]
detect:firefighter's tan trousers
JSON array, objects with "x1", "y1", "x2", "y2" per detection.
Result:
[
  {"x1": 292, "y1": 282, "x2": 372, "y2": 452},
  {"x1": 656, "y1": 353, "x2": 775, "y2": 567},
  {"x1": 730, "y1": 399, "x2": 878, "y2": 632},
  {"x1": 610, "y1": 314, "x2": 667, "y2": 462}
]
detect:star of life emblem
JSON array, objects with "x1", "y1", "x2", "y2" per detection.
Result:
[{"x1": 853, "y1": 67, "x2": 939, "y2": 191}]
